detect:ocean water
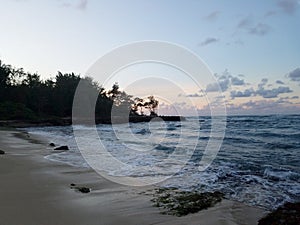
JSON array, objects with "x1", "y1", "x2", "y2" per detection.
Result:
[{"x1": 24, "y1": 115, "x2": 300, "y2": 210}]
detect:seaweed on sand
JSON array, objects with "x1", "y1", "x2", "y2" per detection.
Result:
[{"x1": 151, "y1": 187, "x2": 224, "y2": 216}]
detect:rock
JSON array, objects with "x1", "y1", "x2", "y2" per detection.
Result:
[
  {"x1": 77, "y1": 187, "x2": 90, "y2": 193},
  {"x1": 54, "y1": 145, "x2": 69, "y2": 150},
  {"x1": 0, "y1": 149, "x2": 5, "y2": 155},
  {"x1": 258, "y1": 202, "x2": 300, "y2": 225},
  {"x1": 70, "y1": 183, "x2": 90, "y2": 193},
  {"x1": 49, "y1": 143, "x2": 55, "y2": 147}
]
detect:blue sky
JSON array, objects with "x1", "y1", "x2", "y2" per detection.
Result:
[{"x1": 1, "y1": 0, "x2": 300, "y2": 115}]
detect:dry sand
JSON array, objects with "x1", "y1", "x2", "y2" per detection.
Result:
[{"x1": 0, "y1": 129, "x2": 267, "y2": 225}]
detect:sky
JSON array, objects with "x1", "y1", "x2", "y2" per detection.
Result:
[{"x1": 0, "y1": 0, "x2": 300, "y2": 115}]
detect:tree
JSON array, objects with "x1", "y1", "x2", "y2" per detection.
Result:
[
  {"x1": 0, "y1": 60, "x2": 12, "y2": 87},
  {"x1": 131, "y1": 96, "x2": 159, "y2": 116},
  {"x1": 107, "y1": 83, "x2": 120, "y2": 102},
  {"x1": 107, "y1": 83, "x2": 134, "y2": 116},
  {"x1": 52, "y1": 72, "x2": 81, "y2": 117},
  {"x1": 0, "y1": 59, "x2": 161, "y2": 121},
  {"x1": 0, "y1": 61, "x2": 12, "y2": 102},
  {"x1": 131, "y1": 97, "x2": 144, "y2": 115},
  {"x1": 22, "y1": 73, "x2": 41, "y2": 88},
  {"x1": 147, "y1": 95, "x2": 159, "y2": 116}
]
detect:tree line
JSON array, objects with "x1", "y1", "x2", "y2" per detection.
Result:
[{"x1": 0, "y1": 60, "x2": 158, "y2": 121}]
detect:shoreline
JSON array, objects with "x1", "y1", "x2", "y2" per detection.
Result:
[
  {"x1": 0, "y1": 115, "x2": 184, "y2": 128},
  {"x1": 0, "y1": 129, "x2": 267, "y2": 225}
]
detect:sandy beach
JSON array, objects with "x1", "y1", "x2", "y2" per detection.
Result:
[{"x1": 0, "y1": 129, "x2": 267, "y2": 225}]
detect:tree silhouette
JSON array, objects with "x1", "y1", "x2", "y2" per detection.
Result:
[
  {"x1": 144, "y1": 95, "x2": 159, "y2": 116},
  {"x1": 0, "y1": 59, "x2": 161, "y2": 122},
  {"x1": 131, "y1": 96, "x2": 159, "y2": 116},
  {"x1": 131, "y1": 97, "x2": 144, "y2": 115}
]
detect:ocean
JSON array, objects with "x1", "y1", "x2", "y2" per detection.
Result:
[{"x1": 23, "y1": 115, "x2": 300, "y2": 210}]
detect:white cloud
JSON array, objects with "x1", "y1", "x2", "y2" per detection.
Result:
[
  {"x1": 256, "y1": 86, "x2": 293, "y2": 98},
  {"x1": 264, "y1": 11, "x2": 278, "y2": 17},
  {"x1": 77, "y1": 0, "x2": 88, "y2": 10},
  {"x1": 231, "y1": 88, "x2": 255, "y2": 98},
  {"x1": 186, "y1": 93, "x2": 205, "y2": 98},
  {"x1": 276, "y1": 80, "x2": 285, "y2": 84},
  {"x1": 287, "y1": 67, "x2": 300, "y2": 82},
  {"x1": 200, "y1": 37, "x2": 219, "y2": 46},
  {"x1": 225, "y1": 100, "x2": 300, "y2": 115},
  {"x1": 205, "y1": 71, "x2": 245, "y2": 92},
  {"x1": 258, "y1": 78, "x2": 268, "y2": 88},
  {"x1": 60, "y1": 0, "x2": 88, "y2": 10},
  {"x1": 249, "y1": 23, "x2": 271, "y2": 36},
  {"x1": 237, "y1": 16, "x2": 252, "y2": 29},
  {"x1": 278, "y1": 0, "x2": 299, "y2": 14},
  {"x1": 203, "y1": 11, "x2": 221, "y2": 22},
  {"x1": 237, "y1": 16, "x2": 271, "y2": 36},
  {"x1": 231, "y1": 76, "x2": 245, "y2": 86}
]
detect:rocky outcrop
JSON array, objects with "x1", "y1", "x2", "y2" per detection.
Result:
[{"x1": 258, "y1": 202, "x2": 300, "y2": 225}]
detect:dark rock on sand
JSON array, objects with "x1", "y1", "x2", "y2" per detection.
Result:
[
  {"x1": 0, "y1": 149, "x2": 5, "y2": 155},
  {"x1": 54, "y1": 145, "x2": 69, "y2": 150},
  {"x1": 258, "y1": 202, "x2": 300, "y2": 225},
  {"x1": 77, "y1": 187, "x2": 90, "y2": 193},
  {"x1": 49, "y1": 143, "x2": 55, "y2": 147},
  {"x1": 70, "y1": 183, "x2": 90, "y2": 193}
]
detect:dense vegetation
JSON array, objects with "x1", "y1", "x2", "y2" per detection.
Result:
[{"x1": 0, "y1": 60, "x2": 158, "y2": 121}]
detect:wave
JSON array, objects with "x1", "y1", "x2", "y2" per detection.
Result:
[
  {"x1": 135, "y1": 128, "x2": 151, "y2": 135},
  {"x1": 154, "y1": 144, "x2": 175, "y2": 154},
  {"x1": 23, "y1": 115, "x2": 300, "y2": 210},
  {"x1": 264, "y1": 142, "x2": 295, "y2": 150},
  {"x1": 263, "y1": 167, "x2": 300, "y2": 182}
]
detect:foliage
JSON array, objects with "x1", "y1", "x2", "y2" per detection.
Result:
[
  {"x1": 0, "y1": 101, "x2": 37, "y2": 120},
  {"x1": 0, "y1": 60, "x2": 160, "y2": 121},
  {"x1": 131, "y1": 95, "x2": 159, "y2": 116}
]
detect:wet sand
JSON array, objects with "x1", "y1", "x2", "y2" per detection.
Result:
[{"x1": 0, "y1": 129, "x2": 267, "y2": 225}]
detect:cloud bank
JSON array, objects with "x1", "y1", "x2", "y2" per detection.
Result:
[{"x1": 205, "y1": 71, "x2": 246, "y2": 92}]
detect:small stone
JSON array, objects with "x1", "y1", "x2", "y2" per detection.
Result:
[
  {"x1": 49, "y1": 143, "x2": 55, "y2": 147},
  {"x1": 54, "y1": 146, "x2": 69, "y2": 150},
  {"x1": 70, "y1": 183, "x2": 76, "y2": 187},
  {"x1": 77, "y1": 187, "x2": 90, "y2": 193},
  {"x1": 0, "y1": 149, "x2": 5, "y2": 155}
]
